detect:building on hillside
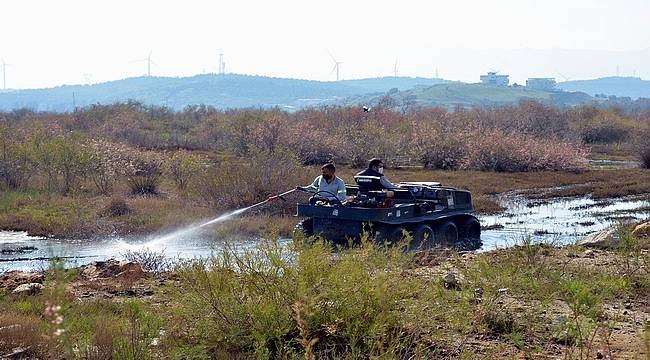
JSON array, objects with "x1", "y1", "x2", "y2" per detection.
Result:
[
  {"x1": 526, "y1": 78, "x2": 556, "y2": 91},
  {"x1": 480, "y1": 72, "x2": 509, "y2": 86}
]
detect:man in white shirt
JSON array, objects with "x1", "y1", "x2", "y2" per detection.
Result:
[{"x1": 297, "y1": 163, "x2": 347, "y2": 202}]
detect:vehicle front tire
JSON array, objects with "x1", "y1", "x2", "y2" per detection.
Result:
[
  {"x1": 411, "y1": 224, "x2": 435, "y2": 251},
  {"x1": 374, "y1": 225, "x2": 405, "y2": 245},
  {"x1": 293, "y1": 218, "x2": 314, "y2": 239}
]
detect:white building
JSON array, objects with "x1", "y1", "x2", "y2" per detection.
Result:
[
  {"x1": 526, "y1": 78, "x2": 556, "y2": 91},
  {"x1": 480, "y1": 72, "x2": 509, "y2": 86}
]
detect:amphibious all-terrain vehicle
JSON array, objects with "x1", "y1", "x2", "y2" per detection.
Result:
[{"x1": 295, "y1": 175, "x2": 482, "y2": 250}]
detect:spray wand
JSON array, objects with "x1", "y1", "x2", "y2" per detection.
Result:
[{"x1": 265, "y1": 188, "x2": 298, "y2": 203}]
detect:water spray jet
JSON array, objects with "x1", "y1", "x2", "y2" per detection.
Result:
[{"x1": 120, "y1": 189, "x2": 299, "y2": 250}]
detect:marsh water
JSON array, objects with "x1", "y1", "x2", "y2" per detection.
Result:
[{"x1": 2, "y1": 193, "x2": 649, "y2": 271}]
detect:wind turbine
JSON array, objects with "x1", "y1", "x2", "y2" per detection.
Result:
[
  {"x1": 218, "y1": 49, "x2": 226, "y2": 75},
  {"x1": 328, "y1": 52, "x2": 342, "y2": 81},
  {"x1": 1, "y1": 58, "x2": 11, "y2": 90},
  {"x1": 393, "y1": 58, "x2": 398, "y2": 78},
  {"x1": 132, "y1": 52, "x2": 156, "y2": 76}
]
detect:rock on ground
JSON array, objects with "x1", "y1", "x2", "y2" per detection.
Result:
[
  {"x1": 12, "y1": 282, "x2": 45, "y2": 295},
  {"x1": 80, "y1": 259, "x2": 146, "y2": 282},
  {"x1": 0, "y1": 271, "x2": 45, "y2": 291},
  {"x1": 577, "y1": 227, "x2": 619, "y2": 248},
  {"x1": 632, "y1": 221, "x2": 650, "y2": 238},
  {"x1": 578, "y1": 223, "x2": 650, "y2": 249}
]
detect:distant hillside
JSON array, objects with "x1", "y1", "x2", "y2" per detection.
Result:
[
  {"x1": 558, "y1": 76, "x2": 650, "y2": 99},
  {"x1": 340, "y1": 77, "x2": 450, "y2": 92},
  {"x1": 0, "y1": 74, "x2": 450, "y2": 112},
  {"x1": 345, "y1": 83, "x2": 594, "y2": 109}
]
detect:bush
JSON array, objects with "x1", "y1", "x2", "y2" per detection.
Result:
[
  {"x1": 0, "y1": 127, "x2": 35, "y2": 190},
  {"x1": 196, "y1": 148, "x2": 310, "y2": 211},
  {"x1": 577, "y1": 112, "x2": 636, "y2": 144},
  {"x1": 33, "y1": 133, "x2": 93, "y2": 195},
  {"x1": 102, "y1": 198, "x2": 132, "y2": 217},
  {"x1": 408, "y1": 123, "x2": 466, "y2": 169},
  {"x1": 122, "y1": 248, "x2": 173, "y2": 274},
  {"x1": 461, "y1": 128, "x2": 587, "y2": 172},
  {"x1": 124, "y1": 152, "x2": 163, "y2": 195},
  {"x1": 170, "y1": 237, "x2": 420, "y2": 358},
  {"x1": 163, "y1": 150, "x2": 203, "y2": 191}
]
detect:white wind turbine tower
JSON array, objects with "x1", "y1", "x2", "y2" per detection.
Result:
[
  {"x1": 393, "y1": 58, "x2": 399, "y2": 78},
  {"x1": 1, "y1": 58, "x2": 11, "y2": 90},
  {"x1": 218, "y1": 49, "x2": 226, "y2": 75},
  {"x1": 329, "y1": 52, "x2": 342, "y2": 81},
  {"x1": 132, "y1": 51, "x2": 156, "y2": 77}
]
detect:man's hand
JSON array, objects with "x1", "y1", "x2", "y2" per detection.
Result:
[{"x1": 296, "y1": 186, "x2": 305, "y2": 191}]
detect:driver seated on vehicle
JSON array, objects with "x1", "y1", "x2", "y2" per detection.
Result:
[{"x1": 297, "y1": 163, "x2": 347, "y2": 204}]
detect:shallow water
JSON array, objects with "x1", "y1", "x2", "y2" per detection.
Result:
[
  {"x1": 2, "y1": 194, "x2": 649, "y2": 271},
  {"x1": 480, "y1": 194, "x2": 649, "y2": 250}
]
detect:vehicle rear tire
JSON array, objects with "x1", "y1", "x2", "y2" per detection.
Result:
[
  {"x1": 435, "y1": 221, "x2": 458, "y2": 246},
  {"x1": 375, "y1": 225, "x2": 405, "y2": 245},
  {"x1": 459, "y1": 217, "x2": 481, "y2": 240},
  {"x1": 458, "y1": 217, "x2": 481, "y2": 250},
  {"x1": 293, "y1": 218, "x2": 314, "y2": 238},
  {"x1": 411, "y1": 224, "x2": 435, "y2": 250}
]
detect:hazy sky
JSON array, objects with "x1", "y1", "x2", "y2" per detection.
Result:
[{"x1": 2, "y1": 0, "x2": 650, "y2": 89}]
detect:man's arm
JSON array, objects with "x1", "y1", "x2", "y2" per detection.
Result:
[
  {"x1": 336, "y1": 178, "x2": 347, "y2": 201},
  {"x1": 380, "y1": 176, "x2": 399, "y2": 190},
  {"x1": 300, "y1": 176, "x2": 320, "y2": 193}
]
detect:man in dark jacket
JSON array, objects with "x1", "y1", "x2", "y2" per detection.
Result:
[{"x1": 355, "y1": 158, "x2": 399, "y2": 190}]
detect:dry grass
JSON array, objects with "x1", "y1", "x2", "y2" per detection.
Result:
[
  {"x1": 82, "y1": 318, "x2": 118, "y2": 360},
  {"x1": 641, "y1": 147, "x2": 650, "y2": 169},
  {"x1": 338, "y1": 167, "x2": 650, "y2": 199},
  {"x1": 0, "y1": 311, "x2": 49, "y2": 357}
]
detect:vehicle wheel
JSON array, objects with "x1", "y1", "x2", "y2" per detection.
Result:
[
  {"x1": 293, "y1": 218, "x2": 314, "y2": 238},
  {"x1": 435, "y1": 221, "x2": 458, "y2": 246},
  {"x1": 375, "y1": 225, "x2": 405, "y2": 245},
  {"x1": 458, "y1": 217, "x2": 481, "y2": 250},
  {"x1": 459, "y1": 218, "x2": 481, "y2": 240},
  {"x1": 411, "y1": 224, "x2": 435, "y2": 251}
]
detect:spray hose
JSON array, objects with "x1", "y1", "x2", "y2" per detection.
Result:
[{"x1": 266, "y1": 188, "x2": 299, "y2": 202}]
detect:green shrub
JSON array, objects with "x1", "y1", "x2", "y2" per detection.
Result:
[
  {"x1": 167, "y1": 236, "x2": 422, "y2": 359},
  {"x1": 0, "y1": 132, "x2": 36, "y2": 190},
  {"x1": 163, "y1": 149, "x2": 203, "y2": 191}
]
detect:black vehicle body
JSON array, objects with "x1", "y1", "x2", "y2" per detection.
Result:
[{"x1": 295, "y1": 177, "x2": 482, "y2": 250}]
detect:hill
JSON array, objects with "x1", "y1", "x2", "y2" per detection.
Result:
[
  {"x1": 557, "y1": 76, "x2": 650, "y2": 99},
  {"x1": 339, "y1": 76, "x2": 449, "y2": 92},
  {"x1": 345, "y1": 83, "x2": 594, "y2": 109},
  {"x1": 0, "y1": 74, "x2": 450, "y2": 112}
]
